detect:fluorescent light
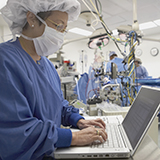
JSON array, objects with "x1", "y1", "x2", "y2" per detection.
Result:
[
  {"x1": 153, "y1": 19, "x2": 160, "y2": 26},
  {"x1": 68, "y1": 28, "x2": 92, "y2": 36},
  {"x1": 139, "y1": 21, "x2": 157, "y2": 30},
  {"x1": 112, "y1": 29, "x2": 118, "y2": 36},
  {"x1": 0, "y1": 1, "x2": 7, "y2": 10}
]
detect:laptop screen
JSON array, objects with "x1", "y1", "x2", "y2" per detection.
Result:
[{"x1": 122, "y1": 86, "x2": 160, "y2": 150}]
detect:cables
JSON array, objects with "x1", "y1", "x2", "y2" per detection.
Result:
[
  {"x1": 95, "y1": 0, "x2": 99, "y2": 13},
  {"x1": 85, "y1": 0, "x2": 126, "y2": 57},
  {"x1": 81, "y1": 0, "x2": 140, "y2": 106},
  {"x1": 87, "y1": 88, "x2": 99, "y2": 99},
  {"x1": 95, "y1": 0, "x2": 102, "y2": 14},
  {"x1": 82, "y1": 0, "x2": 99, "y2": 27},
  {"x1": 125, "y1": 31, "x2": 139, "y2": 104}
]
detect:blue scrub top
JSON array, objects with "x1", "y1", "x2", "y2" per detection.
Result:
[
  {"x1": 87, "y1": 66, "x2": 101, "y2": 99},
  {"x1": 0, "y1": 38, "x2": 83, "y2": 160},
  {"x1": 106, "y1": 57, "x2": 127, "y2": 84},
  {"x1": 135, "y1": 65, "x2": 148, "y2": 79},
  {"x1": 106, "y1": 57, "x2": 127, "y2": 73}
]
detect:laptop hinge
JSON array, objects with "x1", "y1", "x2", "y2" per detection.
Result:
[{"x1": 118, "y1": 124, "x2": 133, "y2": 152}]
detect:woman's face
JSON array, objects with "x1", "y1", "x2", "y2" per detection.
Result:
[
  {"x1": 25, "y1": 10, "x2": 68, "y2": 38},
  {"x1": 45, "y1": 11, "x2": 68, "y2": 32},
  {"x1": 38, "y1": 10, "x2": 68, "y2": 36},
  {"x1": 134, "y1": 61, "x2": 139, "y2": 67}
]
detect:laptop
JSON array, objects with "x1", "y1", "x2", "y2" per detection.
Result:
[{"x1": 54, "y1": 86, "x2": 160, "y2": 159}]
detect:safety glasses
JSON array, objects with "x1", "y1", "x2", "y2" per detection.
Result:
[{"x1": 47, "y1": 18, "x2": 67, "y2": 33}]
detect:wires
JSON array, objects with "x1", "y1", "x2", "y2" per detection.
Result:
[
  {"x1": 97, "y1": 0, "x2": 102, "y2": 14},
  {"x1": 82, "y1": 0, "x2": 99, "y2": 27},
  {"x1": 81, "y1": 0, "x2": 140, "y2": 106},
  {"x1": 125, "y1": 31, "x2": 139, "y2": 104},
  {"x1": 87, "y1": 88, "x2": 99, "y2": 99},
  {"x1": 83, "y1": 0, "x2": 111, "y2": 34},
  {"x1": 95, "y1": 0, "x2": 102, "y2": 14},
  {"x1": 82, "y1": 0, "x2": 127, "y2": 57}
]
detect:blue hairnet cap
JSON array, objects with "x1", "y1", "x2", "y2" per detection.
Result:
[{"x1": 109, "y1": 51, "x2": 117, "y2": 57}]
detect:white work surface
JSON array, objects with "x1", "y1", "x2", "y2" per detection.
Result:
[
  {"x1": 56, "y1": 135, "x2": 160, "y2": 160},
  {"x1": 58, "y1": 115, "x2": 160, "y2": 160},
  {"x1": 98, "y1": 106, "x2": 158, "y2": 145}
]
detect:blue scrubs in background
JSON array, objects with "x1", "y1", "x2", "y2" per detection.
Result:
[
  {"x1": 106, "y1": 57, "x2": 127, "y2": 73},
  {"x1": 0, "y1": 38, "x2": 83, "y2": 160},
  {"x1": 135, "y1": 65, "x2": 148, "y2": 79},
  {"x1": 106, "y1": 57, "x2": 127, "y2": 83}
]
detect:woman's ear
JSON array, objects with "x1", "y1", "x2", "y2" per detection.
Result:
[{"x1": 26, "y1": 12, "x2": 38, "y2": 28}]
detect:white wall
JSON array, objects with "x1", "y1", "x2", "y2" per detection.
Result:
[
  {"x1": 0, "y1": 25, "x2": 160, "y2": 78},
  {"x1": 136, "y1": 37, "x2": 160, "y2": 78},
  {"x1": 2, "y1": 26, "x2": 12, "y2": 42},
  {"x1": 0, "y1": 26, "x2": 12, "y2": 42},
  {"x1": 0, "y1": 26, "x2": 3, "y2": 43},
  {"x1": 62, "y1": 34, "x2": 160, "y2": 78}
]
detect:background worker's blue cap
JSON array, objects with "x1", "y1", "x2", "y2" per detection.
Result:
[{"x1": 109, "y1": 51, "x2": 117, "y2": 57}]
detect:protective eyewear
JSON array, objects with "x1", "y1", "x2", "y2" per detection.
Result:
[{"x1": 47, "y1": 18, "x2": 67, "y2": 33}]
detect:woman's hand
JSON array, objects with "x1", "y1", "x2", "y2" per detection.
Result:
[
  {"x1": 77, "y1": 118, "x2": 106, "y2": 130},
  {"x1": 71, "y1": 126, "x2": 107, "y2": 146}
]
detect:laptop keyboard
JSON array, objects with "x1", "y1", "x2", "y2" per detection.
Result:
[{"x1": 91, "y1": 124, "x2": 125, "y2": 148}]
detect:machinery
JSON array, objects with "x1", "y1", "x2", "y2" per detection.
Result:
[
  {"x1": 60, "y1": 61, "x2": 80, "y2": 103},
  {"x1": 61, "y1": 0, "x2": 160, "y2": 110},
  {"x1": 49, "y1": 53, "x2": 80, "y2": 103},
  {"x1": 80, "y1": 0, "x2": 146, "y2": 107}
]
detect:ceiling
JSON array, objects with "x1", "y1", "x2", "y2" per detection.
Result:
[
  {"x1": 0, "y1": 0, "x2": 160, "y2": 41},
  {"x1": 66, "y1": 0, "x2": 160, "y2": 40}
]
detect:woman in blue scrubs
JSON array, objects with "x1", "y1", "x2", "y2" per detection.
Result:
[
  {"x1": 0, "y1": 0, "x2": 107, "y2": 159},
  {"x1": 134, "y1": 58, "x2": 148, "y2": 79}
]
